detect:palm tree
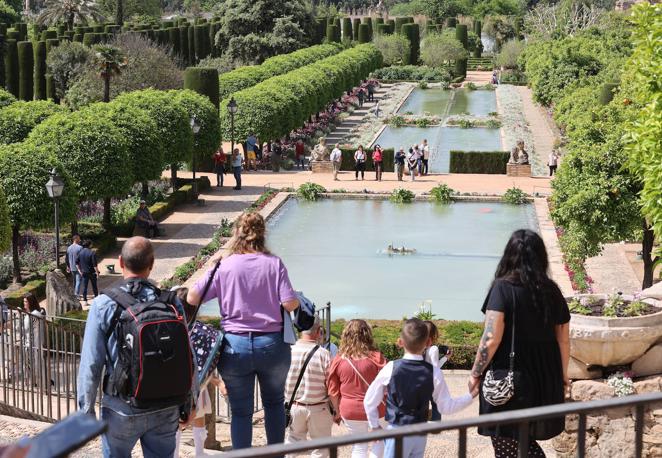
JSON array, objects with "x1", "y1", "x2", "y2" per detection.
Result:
[
  {"x1": 37, "y1": 0, "x2": 104, "y2": 30},
  {"x1": 94, "y1": 44, "x2": 127, "y2": 228}
]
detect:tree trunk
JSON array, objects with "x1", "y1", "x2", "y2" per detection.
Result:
[
  {"x1": 103, "y1": 74, "x2": 110, "y2": 103},
  {"x1": 11, "y1": 225, "x2": 22, "y2": 284},
  {"x1": 103, "y1": 197, "x2": 112, "y2": 229},
  {"x1": 641, "y1": 221, "x2": 657, "y2": 290},
  {"x1": 71, "y1": 220, "x2": 78, "y2": 237},
  {"x1": 115, "y1": 0, "x2": 124, "y2": 26},
  {"x1": 170, "y1": 164, "x2": 178, "y2": 190},
  {"x1": 141, "y1": 181, "x2": 149, "y2": 200}
]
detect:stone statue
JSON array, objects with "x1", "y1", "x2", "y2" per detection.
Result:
[
  {"x1": 508, "y1": 147, "x2": 519, "y2": 164},
  {"x1": 516, "y1": 140, "x2": 529, "y2": 165},
  {"x1": 311, "y1": 137, "x2": 330, "y2": 162}
]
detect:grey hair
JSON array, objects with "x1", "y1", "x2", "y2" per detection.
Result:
[{"x1": 301, "y1": 316, "x2": 321, "y2": 336}]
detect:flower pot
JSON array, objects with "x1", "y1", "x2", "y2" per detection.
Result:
[{"x1": 568, "y1": 294, "x2": 662, "y2": 367}]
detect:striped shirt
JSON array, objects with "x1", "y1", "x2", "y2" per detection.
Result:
[{"x1": 285, "y1": 340, "x2": 331, "y2": 404}]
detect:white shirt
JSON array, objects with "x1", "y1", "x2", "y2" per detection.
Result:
[
  {"x1": 354, "y1": 150, "x2": 366, "y2": 162},
  {"x1": 424, "y1": 345, "x2": 448, "y2": 369},
  {"x1": 548, "y1": 153, "x2": 558, "y2": 166},
  {"x1": 363, "y1": 353, "x2": 473, "y2": 428},
  {"x1": 420, "y1": 144, "x2": 430, "y2": 160},
  {"x1": 330, "y1": 147, "x2": 342, "y2": 163}
]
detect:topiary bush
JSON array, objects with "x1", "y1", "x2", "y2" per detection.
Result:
[
  {"x1": 33, "y1": 41, "x2": 47, "y2": 100},
  {"x1": 358, "y1": 23, "x2": 370, "y2": 43},
  {"x1": 4, "y1": 38, "x2": 18, "y2": 97},
  {"x1": 184, "y1": 66, "x2": 220, "y2": 110},
  {"x1": 342, "y1": 17, "x2": 352, "y2": 41},
  {"x1": 401, "y1": 23, "x2": 420, "y2": 65},
  {"x1": 0, "y1": 100, "x2": 65, "y2": 144},
  {"x1": 16, "y1": 41, "x2": 33, "y2": 101}
]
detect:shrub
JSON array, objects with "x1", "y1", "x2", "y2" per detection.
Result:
[
  {"x1": 27, "y1": 110, "x2": 133, "y2": 203},
  {"x1": 449, "y1": 151, "x2": 510, "y2": 174},
  {"x1": 0, "y1": 89, "x2": 16, "y2": 108},
  {"x1": 466, "y1": 82, "x2": 477, "y2": 90},
  {"x1": 218, "y1": 44, "x2": 341, "y2": 100},
  {"x1": 421, "y1": 33, "x2": 467, "y2": 68},
  {"x1": 219, "y1": 44, "x2": 382, "y2": 142},
  {"x1": 388, "y1": 115, "x2": 406, "y2": 127},
  {"x1": 503, "y1": 186, "x2": 529, "y2": 204},
  {"x1": 184, "y1": 67, "x2": 220, "y2": 110},
  {"x1": 389, "y1": 188, "x2": 415, "y2": 203},
  {"x1": 297, "y1": 182, "x2": 326, "y2": 201},
  {"x1": 0, "y1": 100, "x2": 65, "y2": 144},
  {"x1": 0, "y1": 185, "x2": 10, "y2": 253},
  {"x1": 430, "y1": 183, "x2": 455, "y2": 204},
  {"x1": 371, "y1": 65, "x2": 451, "y2": 82},
  {"x1": 372, "y1": 33, "x2": 410, "y2": 66},
  {"x1": 496, "y1": 39, "x2": 525, "y2": 70},
  {"x1": 0, "y1": 0, "x2": 19, "y2": 25},
  {"x1": 46, "y1": 41, "x2": 95, "y2": 100},
  {"x1": 196, "y1": 55, "x2": 236, "y2": 75},
  {"x1": 358, "y1": 23, "x2": 370, "y2": 43}
]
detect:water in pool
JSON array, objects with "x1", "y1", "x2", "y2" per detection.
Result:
[
  {"x1": 199, "y1": 199, "x2": 538, "y2": 322},
  {"x1": 397, "y1": 88, "x2": 496, "y2": 117},
  {"x1": 374, "y1": 126, "x2": 502, "y2": 173}
]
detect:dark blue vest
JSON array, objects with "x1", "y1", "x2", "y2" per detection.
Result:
[{"x1": 385, "y1": 359, "x2": 434, "y2": 426}]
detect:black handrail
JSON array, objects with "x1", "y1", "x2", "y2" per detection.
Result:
[{"x1": 221, "y1": 391, "x2": 662, "y2": 458}]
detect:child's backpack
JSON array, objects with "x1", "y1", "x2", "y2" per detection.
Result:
[{"x1": 104, "y1": 285, "x2": 194, "y2": 409}]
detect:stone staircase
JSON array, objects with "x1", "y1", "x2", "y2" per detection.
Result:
[{"x1": 325, "y1": 83, "x2": 394, "y2": 146}]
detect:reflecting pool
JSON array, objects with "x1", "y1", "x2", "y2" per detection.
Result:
[
  {"x1": 199, "y1": 198, "x2": 538, "y2": 321},
  {"x1": 397, "y1": 88, "x2": 497, "y2": 117}
]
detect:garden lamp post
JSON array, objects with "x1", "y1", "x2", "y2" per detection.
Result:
[
  {"x1": 190, "y1": 116, "x2": 201, "y2": 196},
  {"x1": 45, "y1": 168, "x2": 64, "y2": 269},
  {"x1": 227, "y1": 97, "x2": 238, "y2": 160}
]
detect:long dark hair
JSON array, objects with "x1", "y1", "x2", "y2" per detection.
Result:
[{"x1": 494, "y1": 229, "x2": 554, "y2": 323}]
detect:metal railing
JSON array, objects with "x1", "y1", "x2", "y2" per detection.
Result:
[
  {"x1": 220, "y1": 391, "x2": 662, "y2": 458},
  {"x1": 0, "y1": 308, "x2": 83, "y2": 422}
]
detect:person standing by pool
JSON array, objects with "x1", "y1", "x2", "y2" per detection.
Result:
[
  {"x1": 420, "y1": 139, "x2": 430, "y2": 175},
  {"x1": 548, "y1": 151, "x2": 559, "y2": 176},
  {"x1": 331, "y1": 143, "x2": 343, "y2": 181},
  {"x1": 327, "y1": 319, "x2": 387, "y2": 458},
  {"x1": 187, "y1": 212, "x2": 300, "y2": 452},
  {"x1": 406, "y1": 147, "x2": 418, "y2": 181},
  {"x1": 213, "y1": 147, "x2": 226, "y2": 187},
  {"x1": 354, "y1": 145, "x2": 366, "y2": 181},
  {"x1": 372, "y1": 145, "x2": 383, "y2": 182},
  {"x1": 232, "y1": 148, "x2": 243, "y2": 190},
  {"x1": 295, "y1": 139, "x2": 306, "y2": 170},
  {"x1": 395, "y1": 148, "x2": 406, "y2": 181},
  {"x1": 468, "y1": 229, "x2": 570, "y2": 458}
]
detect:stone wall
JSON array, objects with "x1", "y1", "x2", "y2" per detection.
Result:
[{"x1": 553, "y1": 376, "x2": 662, "y2": 457}]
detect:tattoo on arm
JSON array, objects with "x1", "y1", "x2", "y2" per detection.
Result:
[{"x1": 471, "y1": 312, "x2": 498, "y2": 377}]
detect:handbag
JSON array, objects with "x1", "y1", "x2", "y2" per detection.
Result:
[
  {"x1": 285, "y1": 345, "x2": 320, "y2": 427},
  {"x1": 482, "y1": 288, "x2": 518, "y2": 407}
]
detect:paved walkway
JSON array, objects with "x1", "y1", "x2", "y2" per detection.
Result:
[
  {"x1": 585, "y1": 243, "x2": 642, "y2": 294},
  {"x1": 517, "y1": 86, "x2": 558, "y2": 174},
  {"x1": 464, "y1": 71, "x2": 493, "y2": 85}
]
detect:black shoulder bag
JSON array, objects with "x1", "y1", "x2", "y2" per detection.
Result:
[
  {"x1": 285, "y1": 345, "x2": 320, "y2": 427},
  {"x1": 482, "y1": 288, "x2": 517, "y2": 407}
]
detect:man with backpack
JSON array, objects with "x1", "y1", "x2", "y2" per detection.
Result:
[{"x1": 77, "y1": 237, "x2": 198, "y2": 458}]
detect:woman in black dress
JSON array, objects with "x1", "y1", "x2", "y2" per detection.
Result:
[{"x1": 468, "y1": 229, "x2": 570, "y2": 457}]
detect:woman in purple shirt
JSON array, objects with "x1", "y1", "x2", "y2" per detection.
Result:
[{"x1": 187, "y1": 212, "x2": 299, "y2": 450}]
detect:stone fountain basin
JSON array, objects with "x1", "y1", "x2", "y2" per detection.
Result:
[{"x1": 569, "y1": 294, "x2": 662, "y2": 367}]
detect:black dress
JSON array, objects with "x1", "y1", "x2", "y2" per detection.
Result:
[{"x1": 478, "y1": 278, "x2": 570, "y2": 441}]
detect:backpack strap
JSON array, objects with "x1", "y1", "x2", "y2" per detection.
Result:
[{"x1": 102, "y1": 287, "x2": 139, "y2": 341}]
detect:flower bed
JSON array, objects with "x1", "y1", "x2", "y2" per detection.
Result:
[{"x1": 569, "y1": 293, "x2": 659, "y2": 318}]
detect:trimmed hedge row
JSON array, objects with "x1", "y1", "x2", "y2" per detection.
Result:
[
  {"x1": 339, "y1": 147, "x2": 395, "y2": 172},
  {"x1": 449, "y1": 151, "x2": 509, "y2": 174},
  {"x1": 218, "y1": 44, "x2": 342, "y2": 100},
  {"x1": 219, "y1": 44, "x2": 383, "y2": 142}
]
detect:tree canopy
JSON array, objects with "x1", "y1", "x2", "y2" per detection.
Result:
[{"x1": 0, "y1": 101, "x2": 66, "y2": 145}]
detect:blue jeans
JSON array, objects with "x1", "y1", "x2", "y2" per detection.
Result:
[
  {"x1": 81, "y1": 272, "x2": 98, "y2": 300},
  {"x1": 101, "y1": 406, "x2": 179, "y2": 458},
  {"x1": 233, "y1": 166, "x2": 242, "y2": 189},
  {"x1": 72, "y1": 271, "x2": 81, "y2": 296},
  {"x1": 219, "y1": 331, "x2": 291, "y2": 450}
]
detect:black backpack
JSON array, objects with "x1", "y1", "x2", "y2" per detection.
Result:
[{"x1": 103, "y1": 282, "x2": 194, "y2": 410}]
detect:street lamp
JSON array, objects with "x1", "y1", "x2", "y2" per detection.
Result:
[
  {"x1": 45, "y1": 168, "x2": 64, "y2": 269},
  {"x1": 227, "y1": 97, "x2": 238, "y2": 160},
  {"x1": 190, "y1": 116, "x2": 201, "y2": 196}
]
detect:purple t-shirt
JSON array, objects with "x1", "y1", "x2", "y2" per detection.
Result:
[{"x1": 193, "y1": 253, "x2": 297, "y2": 333}]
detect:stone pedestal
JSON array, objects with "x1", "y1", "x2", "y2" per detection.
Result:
[
  {"x1": 311, "y1": 160, "x2": 333, "y2": 174},
  {"x1": 46, "y1": 269, "x2": 81, "y2": 317},
  {"x1": 507, "y1": 163, "x2": 532, "y2": 177}
]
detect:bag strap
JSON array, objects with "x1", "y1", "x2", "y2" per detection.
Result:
[
  {"x1": 188, "y1": 260, "x2": 222, "y2": 330},
  {"x1": 508, "y1": 287, "x2": 517, "y2": 373},
  {"x1": 103, "y1": 287, "x2": 139, "y2": 340},
  {"x1": 288, "y1": 345, "x2": 320, "y2": 406},
  {"x1": 343, "y1": 356, "x2": 371, "y2": 388}
]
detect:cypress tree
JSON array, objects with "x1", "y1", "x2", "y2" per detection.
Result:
[
  {"x1": 455, "y1": 24, "x2": 468, "y2": 78},
  {"x1": 314, "y1": 18, "x2": 326, "y2": 44},
  {"x1": 4, "y1": 39, "x2": 18, "y2": 97},
  {"x1": 358, "y1": 23, "x2": 370, "y2": 43},
  {"x1": 342, "y1": 17, "x2": 352, "y2": 41},
  {"x1": 352, "y1": 18, "x2": 361, "y2": 41},
  {"x1": 179, "y1": 26, "x2": 189, "y2": 64},
  {"x1": 395, "y1": 17, "x2": 409, "y2": 34},
  {"x1": 167, "y1": 27, "x2": 180, "y2": 56},
  {"x1": 0, "y1": 34, "x2": 5, "y2": 88},
  {"x1": 376, "y1": 24, "x2": 389, "y2": 35},
  {"x1": 34, "y1": 41, "x2": 47, "y2": 100},
  {"x1": 402, "y1": 23, "x2": 420, "y2": 65},
  {"x1": 17, "y1": 41, "x2": 33, "y2": 101},
  {"x1": 361, "y1": 17, "x2": 372, "y2": 40},
  {"x1": 184, "y1": 67, "x2": 220, "y2": 111},
  {"x1": 45, "y1": 39, "x2": 59, "y2": 53},
  {"x1": 194, "y1": 24, "x2": 211, "y2": 61},
  {"x1": 326, "y1": 24, "x2": 340, "y2": 43},
  {"x1": 187, "y1": 26, "x2": 195, "y2": 64},
  {"x1": 387, "y1": 19, "x2": 395, "y2": 34}
]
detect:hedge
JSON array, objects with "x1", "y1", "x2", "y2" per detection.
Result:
[
  {"x1": 17, "y1": 40, "x2": 33, "y2": 101},
  {"x1": 395, "y1": 17, "x2": 412, "y2": 34},
  {"x1": 184, "y1": 67, "x2": 220, "y2": 111},
  {"x1": 455, "y1": 25, "x2": 468, "y2": 78},
  {"x1": 219, "y1": 44, "x2": 342, "y2": 100},
  {"x1": 0, "y1": 88, "x2": 15, "y2": 107},
  {"x1": 179, "y1": 25, "x2": 189, "y2": 64},
  {"x1": 326, "y1": 24, "x2": 340, "y2": 43},
  {"x1": 314, "y1": 18, "x2": 326, "y2": 44},
  {"x1": 352, "y1": 18, "x2": 361, "y2": 41},
  {"x1": 187, "y1": 26, "x2": 195, "y2": 65},
  {"x1": 33, "y1": 41, "x2": 47, "y2": 100},
  {"x1": 219, "y1": 44, "x2": 382, "y2": 142},
  {"x1": 342, "y1": 17, "x2": 352, "y2": 41},
  {"x1": 0, "y1": 34, "x2": 4, "y2": 88},
  {"x1": 4, "y1": 38, "x2": 18, "y2": 97},
  {"x1": 340, "y1": 147, "x2": 395, "y2": 172},
  {"x1": 445, "y1": 17, "x2": 457, "y2": 28},
  {"x1": 167, "y1": 27, "x2": 180, "y2": 56},
  {"x1": 0, "y1": 100, "x2": 64, "y2": 144},
  {"x1": 358, "y1": 23, "x2": 370, "y2": 43},
  {"x1": 193, "y1": 24, "x2": 210, "y2": 62},
  {"x1": 449, "y1": 151, "x2": 509, "y2": 174},
  {"x1": 360, "y1": 17, "x2": 373, "y2": 40},
  {"x1": 376, "y1": 24, "x2": 390, "y2": 35},
  {"x1": 401, "y1": 23, "x2": 420, "y2": 65}
]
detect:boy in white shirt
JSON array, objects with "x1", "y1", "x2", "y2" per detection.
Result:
[{"x1": 364, "y1": 319, "x2": 477, "y2": 458}]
